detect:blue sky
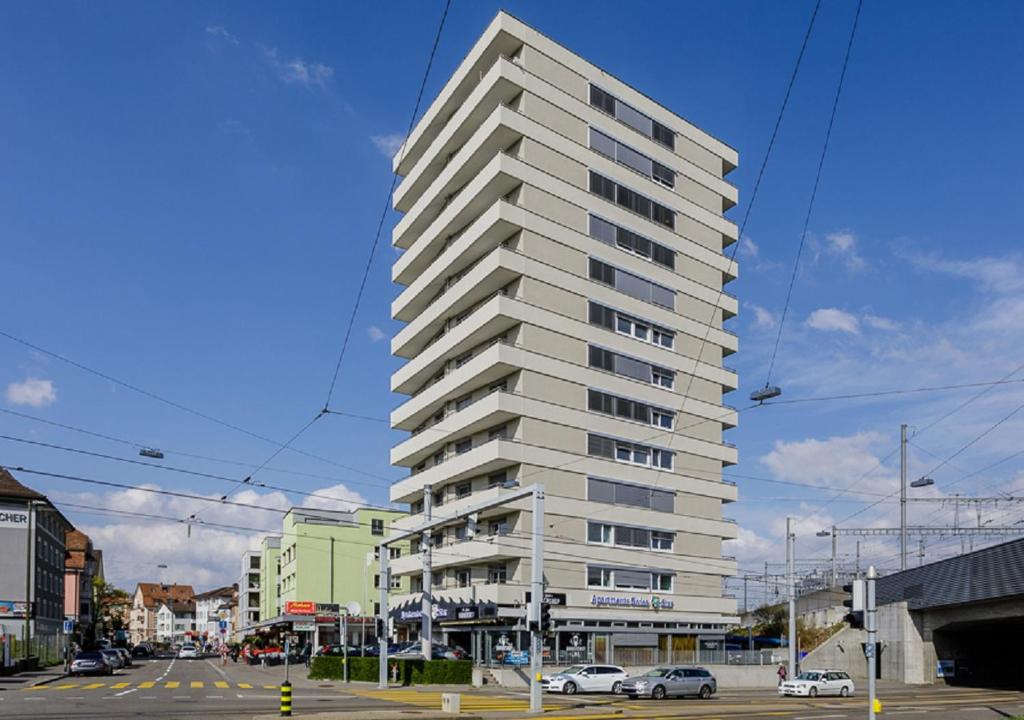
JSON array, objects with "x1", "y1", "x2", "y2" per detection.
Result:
[{"x1": 2, "y1": 0, "x2": 1023, "y2": 598}]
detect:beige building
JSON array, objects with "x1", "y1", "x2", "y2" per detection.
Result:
[{"x1": 387, "y1": 11, "x2": 740, "y2": 666}]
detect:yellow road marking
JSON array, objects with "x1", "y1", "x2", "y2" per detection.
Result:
[
  {"x1": 238, "y1": 682, "x2": 253, "y2": 689},
  {"x1": 83, "y1": 683, "x2": 105, "y2": 689},
  {"x1": 263, "y1": 684, "x2": 278, "y2": 689},
  {"x1": 214, "y1": 681, "x2": 229, "y2": 689},
  {"x1": 111, "y1": 682, "x2": 131, "y2": 689},
  {"x1": 55, "y1": 683, "x2": 80, "y2": 689},
  {"x1": 165, "y1": 681, "x2": 180, "y2": 689},
  {"x1": 190, "y1": 681, "x2": 204, "y2": 689},
  {"x1": 138, "y1": 681, "x2": 156, "y2": 689}
]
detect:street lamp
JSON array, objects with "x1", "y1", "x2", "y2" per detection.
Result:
[
  {"x1": 816, "y1": 528, "x2": 838, "y2": 586},
  {"x1": 910, "y1": 477, "x2": 935, "y2": 489}
]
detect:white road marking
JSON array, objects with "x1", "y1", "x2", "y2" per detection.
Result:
[{"x1": 140, "y1": 695, "x2": 157, "y2": 699}]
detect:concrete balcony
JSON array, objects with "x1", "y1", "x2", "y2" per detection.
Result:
[
  {"x1": 391, "y1": 247, "x2": 523, "y2": 359},
  {"x1": 391, "y1": 389, "x2": 521, "y2": 468},
  {"x1": 391, "y1": 341, "x2": 520, "y2": 432},
  {"x1": 390, "y1": 437, "x2": 522, "y2": 505},
  {"x1": 389, "y1": 536, "x2": 528, "y2": 576}
]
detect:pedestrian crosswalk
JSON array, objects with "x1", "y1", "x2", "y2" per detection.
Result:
[{"x1": 23, "y1": 681, "x2": 281, "y2": 692}]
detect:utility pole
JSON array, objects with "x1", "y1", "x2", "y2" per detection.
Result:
[
  {"x1": 899, "y1": 423, "x2": 908, "y2": 571},
  {"x1": 421, "y1": 484, "x2": 433, "y2": 662},
  {"x1": 918, "y1": 537, "x2": 925, "y2": 567},
  {"x1": 528, "y1": 487, "x2": 545, "y2": 714},
  {"x1": 377, "y1": 544, "x2": 389, "y2": 689},
  {"x1": 830, "y1": 526, "x2": 837, "y2": 587},
  {"x1": 866, "y1": 565, "x2": 878, "y2": 719},
  {"x1": 856, "y1": 541, "x2": 861, "y2": 577},
  {"x1": 742, "y1": 576, "x2": 748, "y2": 614},
  {"x1": 786, "y1": 517, "x2": 796, "y2": 679}
]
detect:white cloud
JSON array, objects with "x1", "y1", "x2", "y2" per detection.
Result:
[
  {"x1": 909, "y1": 253, "x2": 1024, "y2": 295},
  {"x1": 205, "y1": 25, "x2": 239, "y2": 45},
  {"x1": 262, "y1": 47, "x2": 334, "y2": 90},
  {"x1": 759, "y1": 431, "x2": 894, "y2": 496},
  {"x1": 738, "y1": 236, "x2": 759, "y2": 259},
  {"x1": 745, "y1": 302, "x2": 777, "y2": 329},
  {"x1": 806, "y1": 308, "x2": 860, "y2": 334},
  {"x1": 52, "y1": 479, "x2": 368, "y2": 591},
  {"x1": 6, "y1": 378, "x2": 57, "y2": 407},
  {"x1": 370, "y1": 134, "x2": 405, "y2": 159},
  {"x1": 366, "y1": 325, "x2": 386, "y2": 342},
  {"x1": 863, "y1": 314, "x2": 899, "y2": 331},
  {"x1": 825, "y1": 230, "x2": 866, "y2": 271}
]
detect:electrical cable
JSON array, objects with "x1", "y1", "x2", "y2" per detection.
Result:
[{"x1": 764, "y1": 0, "x2": 864, "y2": 385}]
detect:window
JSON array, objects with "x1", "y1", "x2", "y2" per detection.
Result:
[
  {"x1": 652, "y1": 573, "x2": 673, "y2": 592},
  {"x1": 589, "y1": 433, "x2": 674, "y2": 470},
  {"x1": 433, "y1": 450, "x2": 445, "y2": 466},
  {"x1": 488, "y1": 424, "x2": 508, "y2": 440},
  {"x1": 433, "y1": 489, "x2": 444, "y2": 507},
  {"x1": 432, "y1": 573, "x2": 444, "y2": 587},
  {"x1": 588, "y1": 257, "x2": 675, "y2": 309},
  {"x1": 651, "y1": 327, "x2": 674, "y2": 348},
  {"x1": 431, "y1": 533, "x2": 443, "y2": 548},
  {"x1": 487, "y1": 564, "x2": 508, "y2": 584},
  {"x1": 590, "y1": 129, "x2": 675, "y2": 189},
  {"x1": 454, "y1": 351, "x2": 472, "y2": 368},
  {"x1": 587, "y1": 567, "x2": 612, "y2": 588},
  {"x1": 373, "y1": 574, "x2": 380, "y2": 589},
  {"x1": 588, "y1": 172, "x2": 675, "y2": 230},
  {"x1": 589, "y1": 302, "x2": 675, "y2": 349},
  {"x1": 589, "y1": 388, "x2": 673, "y2": 428},
  {"x1": 391, "y1": 575, "x2": 402, "y2": 590},
  {"x1": 454, "y1": 524, "x2": 467, "y2": 540},
  {"x1": 456, "y1": 570, "x2": 471, "y2": 588},
  {"x1": 389, "y1": 547, "x2": 402, "y2": 559},
  {"x1": 587, "y1": 477, "x2": 675, "y2": 513},
  {"x1": 590, "y1": 84, "x2": 676, "y2": 151},
  {"x1": 455, "y1": 482, "x2": 472, "y2": 499},
  {"x1": 652, "y1": 410, "x2": 673, "y2": 429},
  {"x1": 652, "y1": 366, "x2": 675, "y2": 389},
  {"x1": 487, "y1": 517, "x2": 510, "y2": 536},
  {"x1": 615, "y1": 569, "x2": 651, "y2": 590},
  {"x1": 651, "y1": 531, "x2": 674, "y2": 551},
  {"x1": 371, "y1": 518, "x2": 384, "y2": 536},
  {"x1": 454, "y1": 438, "x2": 472, "y2": 454},
  {"x1": 454, "y1": 394, "x2": 473, "y2": 411},
  {"x1": 487, "y1": 471, "x2": 507, "y2": 488},
  {"x1": 588, "y1": 522, "x2": 613, "y2": 544}
]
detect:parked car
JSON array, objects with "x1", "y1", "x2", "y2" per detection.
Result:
[
  {"x1": 317, "y1": 644, "x2": 364, "y2": 657},
  {"x1": 391, "y1": 641, "x2": 464, "y2": 660},
  {"x1": 541, "y1": 664, "x2": 628, "y2": 695},
  {"x1": 778, "y1": 669, "x2": 855, "y2": 698},
  {"x1": 99, "y1": 648, "x2": 125, "y2": 669},
  {"x1": 621, "y1": 666, "x2": 717, "y2": 700},
  {"x1": 131, "y1": 643, "x2": 154, "y2": 658},
  {"x1": 70, "y1": 651, "x2": 114, "y2": 676},
  {"x1": 114, "y1": 647, "x2": 133, "y2": 667},
  {"x1": 177, "y1": 644, "x2": 198, "y2": 659}
]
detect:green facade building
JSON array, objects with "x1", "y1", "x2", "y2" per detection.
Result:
[{"x1": 258, "y1": 535, "x2": 281, "y2": 623}]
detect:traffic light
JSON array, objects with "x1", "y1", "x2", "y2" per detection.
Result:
[
  {"x1": 540, "y1": 603, "x2": 552, "y2": 634},
  {"x1": 842, "y1": 579, "x2": 865, "y2": 629}
]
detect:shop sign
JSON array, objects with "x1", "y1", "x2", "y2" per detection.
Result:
[
  {"x1": 455, "y1": 606, "x2": 477, "y2": 621},
  {"x1": 589, "y1": 595, "x2": 674, "y2": 610},
  {"x1": 495, "y1": 634, "x2": 514, "y2": 651},
  {"x1": 0, "y1": 507, "x2": 29, "y2": 529},
  {"x1": 0, "y1": 598, "x2": 28, "y2": 618},
  {"x1": 524, "y1": 591, "x2": 567, "y2": 606},
  {"x1": 566, "y1": 633, "x2": 586, "y2": 655},
  {"x1": 285, "y1": 601, "x2": 316, "y2": 615},
  {"x1": 506, "y1": 650, "x2": 529, "y2": 665},
  {"x1": 315, "y1": 603, "x2": 340, "y2": 617},
  {"x1": 293, "y1": 621, "x2": 315, "y2": 632}
]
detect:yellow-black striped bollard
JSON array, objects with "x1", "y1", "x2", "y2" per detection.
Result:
[{"x1": 280, "y1": 681, "x2": 292, "y2": 717}]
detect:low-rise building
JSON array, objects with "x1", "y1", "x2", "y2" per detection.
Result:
[
  {"x1": 129, "y1": 583, "x2": 195, "y2": 644},
  {"x1": 194, "y1": 585, "x2": 236, "y2": 646},
  {"x1": 0, "y1": 469, "x2": 73, "y2": 662},
  {"x1": 259, "y1": 537, "x2": 281, "y2": 623},
  {"x1": 63, "y1": 529, "x2": 99, "y2": 641},
  {"x1": 155, "y1": 600, "x2": 196, "y2": 645},
  {"x1": 237, "y1": 551, "x2": 261, "y2": 635}
]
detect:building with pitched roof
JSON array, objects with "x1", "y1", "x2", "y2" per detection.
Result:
[
  {"x1": 63, "y1": 529, "x2": 100, "y2": 640},
  {"x1": 129, "y1": 582, "x2": 195, "y2": 644}
]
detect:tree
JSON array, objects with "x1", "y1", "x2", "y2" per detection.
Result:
[
  {"x1": 93, "y1": 579, "x2": 131, "y2": 636},
  {"x1": 751, "y1": 604, "x2": 787, "y2": 637}
]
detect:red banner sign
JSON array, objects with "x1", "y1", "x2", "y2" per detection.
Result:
[{"x1": 285, "y1": 601, "x2": 315, "y2": 615}]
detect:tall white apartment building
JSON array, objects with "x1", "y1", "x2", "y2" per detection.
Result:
[{"x1": 387, "y1": 12, "x2": 739, "y2": 666}]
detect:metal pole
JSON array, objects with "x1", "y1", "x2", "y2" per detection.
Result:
[
  {"x1": 330, "y1": 537, "x2": 335, "y2": 603},
  {"x1": 529, "y1": 485, "x2": 545, "y2": 714},
  {"x1": 24, "y1": 501, "x2": 34, "y2": 660},
  {"x1": 830, "y1": 526, "x2": 838, "y2": 587},
  {"x1": 786, "y1": 517, "x2": 796, "y2": 679},
  {"x1": 377, "y1": 543, "x2": 389, "y2": 689},
  {"x1": 421, "y1": 484, "x2": 433, "y2": 662},
  {"x1": 342, "y1": 614, "x2": 348, "y2": 683},
  {"x1": 867, "y1": 565, "x2": 877, "y2": 720},
  {"x1": 856, "y1": 541, "x2": 861, "y2": 577},
  {"x1": 900, "y1": 423, "x2": 908, "y2": 571},
  {"x1": 742, "y1": 576, "x2": 748, "y2": 614}
]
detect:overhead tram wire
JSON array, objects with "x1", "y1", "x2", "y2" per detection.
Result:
[
  {"x1": 322, "y1": 0, "x2": 453, "y2": 411},
  {"x1": 763, "y1": 0, "x2": 864, "y2": 387}
]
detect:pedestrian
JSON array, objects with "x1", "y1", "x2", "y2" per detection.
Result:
[
  {"x1": 777, "y1": 663, "x2": 787, "y2": 686},
  {"x1": 303, "y1": 642, "x2": 312, "y2": 669},
  {"x1": 220, "y1": 643, "x2": 229, "y2": 666}
]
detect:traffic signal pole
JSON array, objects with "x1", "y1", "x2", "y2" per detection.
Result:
[
  {"x1": 786, "y1": 517, "x2": 796, "y2": 680},
  {"x1": 867, "y1": 565, "x2": 877, "y2": 719},
  {"x1": 529, "y1": 486, "x2": 545, "y2": 714}
]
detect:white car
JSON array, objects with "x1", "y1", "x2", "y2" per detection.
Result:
[
  {"x1": 177, "y1": 644, "x2": 198, "y2": 659},
  {"x1": 778, "y1": 669, "x2": 855, "y2": 697},
  {"x1": 541, "y1": 664, "x2": 628, "y2": 695}
]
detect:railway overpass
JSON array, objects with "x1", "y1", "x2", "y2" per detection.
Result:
[{"x1": 806, "y1": 537, "x2": 1024, "y2": 687}]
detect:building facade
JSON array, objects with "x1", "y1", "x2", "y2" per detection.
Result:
[
  {"x1": 237, "y1": 551, "x2": 261, "y2": 634},
  {"x1": 258, "y1": 536, "x2": 281, "y2": 623},
  {"x1": 386, "y1": 12, "x2": 740, "y2": 665},
  {"x1": 129, "y1": 583, "x2": 195, "y2": 645},
  {"x1": 279, "y1": 507, "x2": 409, "y2": 618},
  {"x1": 194, "y1": 585, "x2": 235, "y2": 646},
  {"x1": 0, "y1": 470, "x2": 73, "y2": 660},
  {"x1": 63, "y1": 529, "x2": 98, "y2": 641},
  {"x1": 155, "y1": 600, "x2": 196, "y2": 645}
]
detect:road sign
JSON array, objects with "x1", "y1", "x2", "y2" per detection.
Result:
[
  {"x1": 62, "y1": 620, "x2": 73, "y2": 634},
  {"x1": 864, "y1": 642, "x2": 875, "y2": 658}
]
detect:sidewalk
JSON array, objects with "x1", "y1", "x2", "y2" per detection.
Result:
[{"x1": 0, "y1": 666, "x2": 67, "y2": 690}]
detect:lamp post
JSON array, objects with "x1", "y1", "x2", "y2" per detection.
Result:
[{"x1": 816, "y1": 528, "x2": 837, "y2": 587}]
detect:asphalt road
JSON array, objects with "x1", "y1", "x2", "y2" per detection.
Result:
[{"x1": 4, "y1": 660, "x2": 1023, "y2": 719}]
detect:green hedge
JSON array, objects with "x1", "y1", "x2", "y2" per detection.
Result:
[{"x1": 309, "y1": 656, "x2": 471, "y2": 685}]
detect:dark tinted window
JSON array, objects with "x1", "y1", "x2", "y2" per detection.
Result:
[
  {"x1": 76, "y1": 651, "x2": 103, "y2": 660},
  {"x1": 652, "y1": 121, "x2": 675, "y2": 150},
  {"x1": 588, "y1": 258, "x2": 615, "y2": 286},
  {"x1": 651, "y1": 202, "x2": 675, "y2": 229},
  {"x1": 588, "y1": 302, "x2": 615, "y2": 330},
  {"x1": 590, "y1": 85, "x2": 616, "y2": 115},
  {"x1": 652, "y1": 160, "x2": 675, "y2": 188},
  {"x1": 588, "y1": 345, "x2": 615, "y2": 372},
  {"x1": 587, "y1": 434, "x2": 615, "y2": 459},
  {"x1": 589, "y1": 171, "x2": 616, "y2": 201},
  {"x1": 651, "y1": 243, "x2": 675, "y2": 269}
]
